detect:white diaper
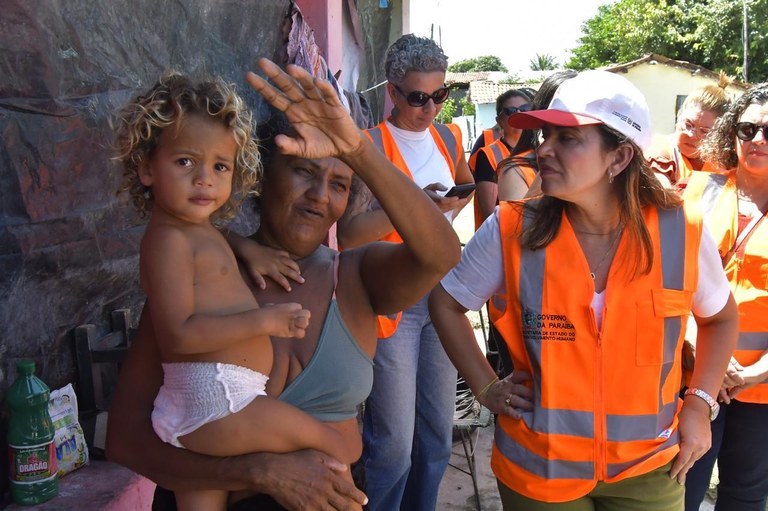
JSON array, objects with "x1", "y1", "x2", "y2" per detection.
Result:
[{"x1": 151, "y1": 362, "x2": 268, "y2": 448}]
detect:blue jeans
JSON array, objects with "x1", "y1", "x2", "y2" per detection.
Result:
[
  {"x1": 361, "y1": 294, "x2": 457, "y2": 511},
  {"x1": 684, "y1": 399, "x2": 768, "y2": 511}
]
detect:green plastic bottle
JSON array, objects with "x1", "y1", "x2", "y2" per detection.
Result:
[{"x1": 7, "y1": 360, "x2": 58, "y2": 505}]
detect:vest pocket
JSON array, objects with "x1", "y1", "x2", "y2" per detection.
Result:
[{"x1": 636, "y1": 289, "x2": 692, "y2": 366}]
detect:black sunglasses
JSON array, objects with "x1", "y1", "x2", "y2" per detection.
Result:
[
  {"x1": 394, "y1": 84, "x2": 450, "y2": 107},
  {"x1": 735, "y1": 122, "x2": 768, "y2": 142},
  {"x1": 500, "y1": 104, "x2": 533, "y2": 116}
]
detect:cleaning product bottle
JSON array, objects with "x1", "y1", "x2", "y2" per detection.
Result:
[{"x1": 7, "y1": 360, "x2": 58, "y2": 504}]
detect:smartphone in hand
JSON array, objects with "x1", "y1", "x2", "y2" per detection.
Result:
[{"x1": 444, "y1": 183, "x2": 476, "y2": 199}]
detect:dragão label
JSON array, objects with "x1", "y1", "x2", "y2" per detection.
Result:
[{"x1": 9, "y1": 442, "x2": 57, "y2": 484}]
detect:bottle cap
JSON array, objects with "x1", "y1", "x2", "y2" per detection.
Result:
[{"x1": 16, "y1": 360, "x2": 35, "y2": 375}]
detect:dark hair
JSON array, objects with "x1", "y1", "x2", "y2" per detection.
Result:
[
  {"x1": 495, "y1": 88, "x2": 534, "y2": 115},
  {"x1": 520, "y1": 124, "x2": 680, "y2": 277},
  {"x1": 700, "y1": 82, "x2": 768, "y2": 170}
]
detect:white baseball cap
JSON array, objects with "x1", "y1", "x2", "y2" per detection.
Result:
[{"x1": 508, "y1": 70, "x2": 652, "y2": 150}]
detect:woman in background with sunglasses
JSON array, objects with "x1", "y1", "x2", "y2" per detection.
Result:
[
  {"x1": 472, "y1": 88, "x2": 533, "y2": 229},
  {"x1": 682, "y1": 83, "x2": 768, "y2": 511},
  {"x1": 336, "y1": 33, "x2": 473, "y2": 511}
]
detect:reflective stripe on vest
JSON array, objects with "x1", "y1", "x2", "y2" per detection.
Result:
[
  {"x1": 468, "y1": 128, "x2": 500, "y2": 171},
  {"x1": 491, "y1": 200, "x2": 696, "y2": 500},
  {"x1": 684, "y1": 171, "x2": 768, "y2": 403},
  {"x1": 473, "y1": 140, "x2": 512, "y2": 230}
]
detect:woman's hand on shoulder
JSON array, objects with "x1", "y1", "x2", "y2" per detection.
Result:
[{"x1": 246, "y1": 59, "x2": 364, "y2": 161}]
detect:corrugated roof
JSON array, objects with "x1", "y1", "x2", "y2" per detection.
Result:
[{"x1": 445, "y1": 72, "x2": 491, "y2": 85}]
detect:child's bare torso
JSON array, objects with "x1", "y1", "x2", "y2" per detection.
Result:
[{"x1": 142, "y1": 219, "x2": 272, "y2": 373}]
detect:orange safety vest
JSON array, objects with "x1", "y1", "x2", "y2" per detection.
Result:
[
  {"x1": 488, "y1": 199, "x2": 701, "y2": 502},
  {"x1": 475, "y1": 148, "x2": 538, "y2": 230},
  {"x1": 473, "y1": 139, "x2": 512, "y2": 230},
  {"x1": 365, "y1": 120, "x2": 462, "y2": 338},
  {"x1": 647, "y1": 134, "x2": 721, "y2": 187},
  {"x1": 468, "y1": 128, "x2": 501, "y2": 171},
  {"x1": 684, "y1": 171, "x2": 768, "y2": 403}
]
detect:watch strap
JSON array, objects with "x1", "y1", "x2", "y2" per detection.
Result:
[{"x1": 684, "y1": 387, "x2": 719, "y2": 420}]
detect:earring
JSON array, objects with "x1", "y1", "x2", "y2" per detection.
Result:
[
  {"x1": 608, "y1": 171, "x2": 614, "y2": 184},
  {"x1": 143, "y1": 188, "x2": 152, "y2": 200}
]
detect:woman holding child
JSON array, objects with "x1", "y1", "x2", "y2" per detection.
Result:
[{"x1": 106, "y1": 57, "x2": 461, "y2": 510}]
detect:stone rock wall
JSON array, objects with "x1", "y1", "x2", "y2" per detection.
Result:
[{"x1": 0, "y1": 0, "x2": 290, "y2": 400}]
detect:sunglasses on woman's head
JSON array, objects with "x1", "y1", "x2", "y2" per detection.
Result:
[
  {"x1": 393, "y1": 84, "x2": 450, "y2": 107},
  {"x1": 735, "y1": 122, "x2": 768, "y2": 142},
  {"x1": 500, "y1": 104, "x2": 533, "y2": 116}
]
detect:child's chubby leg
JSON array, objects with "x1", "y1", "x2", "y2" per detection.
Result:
[
  {"x1": 175, "y1": 489, "x2": 227, "y2": 511},
  {"x1": 179, "y1": 396, "x2": 355, "y2": 464}
]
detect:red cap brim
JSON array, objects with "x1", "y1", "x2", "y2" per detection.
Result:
[{"x1": 508, "y1": 110, "x2": 604, "y2": 129}]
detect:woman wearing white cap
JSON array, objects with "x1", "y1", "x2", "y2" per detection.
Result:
[{"x1": 429, "y1": 70, "x2": 739, "y2": 509}]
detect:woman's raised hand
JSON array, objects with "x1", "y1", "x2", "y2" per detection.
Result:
[{"x1": 246, "y1": 58, "x2": 364, "y2": 160}]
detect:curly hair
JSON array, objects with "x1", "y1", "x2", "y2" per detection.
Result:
[
  {"x1": 698, "y1": 83, "x2": 768, "y2": 171},
  {"x1": 114, "y1": 72, "x2": 261, "y2": 223},
  {"x1": 384, "y1": 34, "x2": 448, "y2": 84}
]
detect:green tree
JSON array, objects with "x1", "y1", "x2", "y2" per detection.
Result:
[
  {"x1": 459, "y1": 96, "x2": 475, "y2": 116},
  {"x1": 567, "y1": 0, "x2": 768, "y2": 82},
  {"x1": 436, "y1": 97, "x2": 457, "y2": 123},
  {"x1": 530, "y1": 53, "x2": 558, "y2": 71},
  {"x1": 448, "y1": 55, "x2": 508, "y2": 73}
]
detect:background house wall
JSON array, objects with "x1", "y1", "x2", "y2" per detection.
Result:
[{"x1": 607, "y1": 57, "x2": 748, "y2": 135}]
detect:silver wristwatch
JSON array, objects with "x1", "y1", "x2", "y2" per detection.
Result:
[{"x1": 684, "y1": 387, "x2": 720, "y2": 421}]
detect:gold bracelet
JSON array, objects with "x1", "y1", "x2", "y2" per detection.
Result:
[{"x1": 476, "y1": 376, "x2": 499, "y2": 401}]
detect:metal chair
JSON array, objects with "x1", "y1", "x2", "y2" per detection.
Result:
[{"x1": 450, "y1": 375, "x2": 493, "y2": 510}]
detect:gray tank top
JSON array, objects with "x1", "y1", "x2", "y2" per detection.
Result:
[{"x1": 278, "y1": 255, "x2": 374, "y2": 421}]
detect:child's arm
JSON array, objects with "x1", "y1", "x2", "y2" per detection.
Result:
[
  {"x1": 225, "y1": 231, "x2": 303, "y2": 292},
  {"x1": 141, "y1": 226, "x2": 309, "y2": 356},
  {"x1": 106, "y1": 307, "x2": 367, "y2": 508}
]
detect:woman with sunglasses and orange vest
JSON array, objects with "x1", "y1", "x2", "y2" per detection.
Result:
[
  {"x1": 682, "y1": 83, "x2": 768, "y2": 511},
  {"x1": 647, "y1": 75, "x2": 733, "y2": 189},
  {"x1": 336, "y1": 34, "x2": 473, "y2": 511},
  {"x1": 430, "y1": 70, "x2": 738, "y2": 510},
  {"x1": 472, "y1": 88, "x2": 533, "y2": 229}
]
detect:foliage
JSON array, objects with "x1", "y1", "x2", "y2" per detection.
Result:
[
  {"x1": 436, "y1": 97, "x2": 457, "y2": 123},
  {"x1": 567, "y1": 0, "x2": 768, "y2": 82},
  {"x1": 459, "y1": 95, "x2": 475, "y2": 116},
  {"x1": 530, "y1": 53, "x2": 558, "y2": 71},
  {"x1": 498, "y1": 73, "x2": 522, "y2": 84},
  {"x1": 448, "y1": 55, "x2": 508, "y2": 73}
]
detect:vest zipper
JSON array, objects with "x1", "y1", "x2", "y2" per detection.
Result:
[{"x1": 592, "y1": 305, "x2": 607, "y2": 481}]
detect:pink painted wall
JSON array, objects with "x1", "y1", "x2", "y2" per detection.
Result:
[{"x1": 295, "y1": 0, "x2": 343, "y2": 74}]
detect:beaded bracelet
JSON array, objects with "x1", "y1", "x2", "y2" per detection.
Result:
[{"x1": 476, "y1": 376, "x2": 499, "y2": 402}]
